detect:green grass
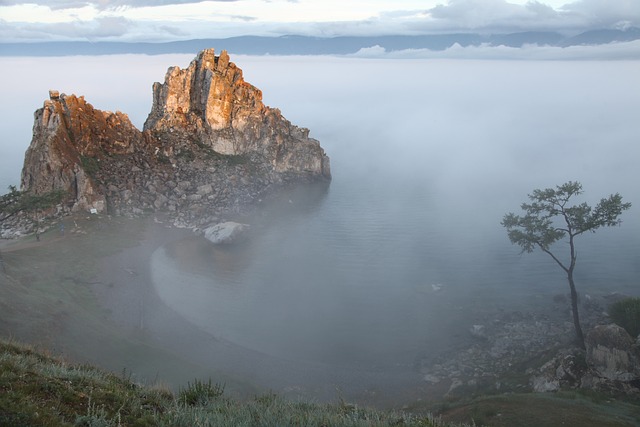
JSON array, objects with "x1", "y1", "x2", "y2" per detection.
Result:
[
  {"x1": 0, "y1": 339, "x2": 173, "y2": 427},
  {"x1": 425, "y1": 392, "x2": 640, "y2": 427},
  {"x1": 80, "y1": 155, "x2": 101, "y2": 178},
  {"x1": 0, "y1": 339, "x2": 462, "y2": 427}
]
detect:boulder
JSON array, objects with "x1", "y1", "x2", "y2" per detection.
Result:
[
  {"x1": 530, "y1": 349, "x2": 586, "y2": 392},
  {"x1": 585, "y1": 323, "x2": 640, "y2": 382},
  {"x1": 203, "y1": 222, "x2": 249, "y2": 245}
]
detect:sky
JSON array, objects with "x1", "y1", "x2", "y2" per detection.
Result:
[{"x1": 1, "y1": 0, "x2": 639, "y2": 43}]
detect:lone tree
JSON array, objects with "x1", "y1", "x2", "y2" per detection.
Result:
[{"x1": 501, "y1": 181, "x2": 631, "y2": 349}]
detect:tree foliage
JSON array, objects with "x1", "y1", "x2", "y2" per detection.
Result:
[
  {"x1": 608, "y1": 297, "x2": 640, "y2": 339},
  {"x1": 502, "y1": 181, "x2": 631, "y2": 348},
  {"x1": 0, "y1": 186, "x2": 24, "y2": 222}
]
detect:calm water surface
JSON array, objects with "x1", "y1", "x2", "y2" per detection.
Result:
[{"x1": 150, "y1": 59, "x2": 640, "y2": 372}]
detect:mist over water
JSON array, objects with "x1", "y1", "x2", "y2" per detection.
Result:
[
  {"x1": 151, "y1": 56, "x2": 640, "y2": 384},
  {"x1": 1, "y1": 54, "x2": 639, "y2": 400}
]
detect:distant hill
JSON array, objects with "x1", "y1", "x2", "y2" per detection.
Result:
[
  {"x1": 1, "y1": 28, "x2": 639, "y2": 56},
  {"x1": 561, "y1": 27, "x2": 640, "y2": 46}
]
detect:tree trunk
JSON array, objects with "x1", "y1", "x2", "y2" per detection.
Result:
[
  {"x1": 35, "y1": 210, "x2": 40, "y2": 241},
  {"x1": 567, "y1": 269, "x2": 585, "y2": 349}
]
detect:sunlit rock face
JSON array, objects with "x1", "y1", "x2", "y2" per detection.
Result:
[
  {"x1": 21, "y1": 92, "x2": 142, "y2": 213},
  {"x1": 20, "y1": 49, "x2": 330, "y2": 222},
  {"x1": 144, "y1": 49, "x2": 331, "y2": 178}
]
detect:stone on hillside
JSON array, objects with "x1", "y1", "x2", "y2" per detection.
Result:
[
  {"x1": 530, "y1": 349, "x2": 586, "y2": 392},
  {"x1": 585, "y1": 323, "x2": 640, "y2": 381},
  {"x1": 531, "y1": 375, "x2": 560, "y2": 392}
]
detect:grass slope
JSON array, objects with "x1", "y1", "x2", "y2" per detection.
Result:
[
  {"x1": 432, "y1": 392, "x2": 640, "y2": 427},
  {"x1": 0, "y1": 339, "x2": 460, "y2": 427}
]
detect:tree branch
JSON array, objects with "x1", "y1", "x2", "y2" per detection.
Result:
[{"x1": 540, "y1": 245, "x2": 569, "y2": 273}]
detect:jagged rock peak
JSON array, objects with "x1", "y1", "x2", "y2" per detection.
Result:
[
  {"x1": 21, "y1": 91, "x2": 143, "y2": 213},
  {"x1": 19, "y1": 49, "x2": 331, "y2": 223},
  {"x1": 145, "y1": 49, "x2": 259, "y2": 134},
  {"x1": 144, "y1": 49, "x2": 331, "y2": 179}
]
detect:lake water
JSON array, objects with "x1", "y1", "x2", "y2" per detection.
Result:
[
  {"x1": 152, "y1": 57, "x2": 640, "y2": 365},
  {"x1": 2, "y1": 55, "x2": 639, "y2": 401}
]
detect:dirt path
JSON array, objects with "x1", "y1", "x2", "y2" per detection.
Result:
[{"x1": 0, "y1": 215, "x2": 87, "y2": 253}]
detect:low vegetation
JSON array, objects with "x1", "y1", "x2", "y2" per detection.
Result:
[
  {"x1": 0, "y1": 185, "x2": 67, "y2": 240},
  {"x1": 426, "y1": 392, "x2": 640, "y2": 427},
  {"x1": 0, "y1": 339, "x2": 462, "y2": 427},
  {"x1": 3, "y1": 336, "x2": 639, "y2": 426},
  {"x1": 609, "y1": 297, "x2": 640, "y2": 338}
]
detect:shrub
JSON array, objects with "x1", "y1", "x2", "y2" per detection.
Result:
[
  {"x1": 81, "y1": 155, "x2": 100, "y2": 176},
  {"x1": 609, "y1": 297, "x2": 640, "y2": 338},
  {"x1": 176, "y1": 149, "x2": 195, "y2": 161},
  {"x1": 177, "y1": 379, "x2": 225, "y2": 406}
]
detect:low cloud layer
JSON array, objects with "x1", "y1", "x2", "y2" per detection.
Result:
[
  {"x1": 0, "y1": 0, "x2": 238, "y2": 8},
  {"x1": 351, "y1": 39, "x2": 640, "y2": 60}
]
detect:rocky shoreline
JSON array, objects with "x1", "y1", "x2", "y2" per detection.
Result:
[{"x1": 418, "y1": 291, "x2": 640, "y2": 399}]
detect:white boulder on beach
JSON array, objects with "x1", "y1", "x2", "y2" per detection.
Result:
[{"x1": 203, "y1": 222, "x2": 249, "y2": 245}]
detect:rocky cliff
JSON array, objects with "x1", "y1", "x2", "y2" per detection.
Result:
[{"x1": 20, "y1": 49, "x2": 330, "y2": 226}]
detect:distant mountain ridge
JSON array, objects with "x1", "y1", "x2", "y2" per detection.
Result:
[{"x1": 1, "y1": 28, "x2": 639, "y2": 56}]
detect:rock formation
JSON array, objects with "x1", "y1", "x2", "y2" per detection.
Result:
[
  {"x1": 144, "y1": 49, "x2": 330, "y2": 177},
  {"x1": 418, "y1": 292, "x2": 640, "y2": 398},
  {"x1": 203, "y1": 222, "x2": 249, "y2": 245},
  {"x1": 584, "y1": 324, "x2": 640, "y2": 382},
  {"x1": 530, "y1": 323, "x2": 640, "y2": 394},
  {"x1": 19, "y1": 49, "x2": 330, "y2": 226}
]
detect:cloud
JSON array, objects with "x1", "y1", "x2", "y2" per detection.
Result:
[
  {"x1": 351, "y1": 45, "x2": 387, "y2": 57},
  {"x1": 423, "y1": 0, "x2": 640, "y2": 33},
  {"x1": 1, "y1": 0, "x2": 640, "y2": 43},
  {"x1": 229, "y1": 15, "x2": 257, "y2": 22},
  {"x1": 560, "y1": 0, "x2": 640, "y2": 29},
  {"x1": 0, "y1": 15, "x2": 132, "y2": 41},
  {"x1": 425, "y1": 0, "x2": 562, "y2": 32},
  {"x1": 0, "y1": 0, "x2": 89, "y2": 9},
  {"x1": 157, "y1": 24, "x2": 189, "y2": 36},
  {"x1": 0, "y1": 0, "x2": 240, "y2": 7}
]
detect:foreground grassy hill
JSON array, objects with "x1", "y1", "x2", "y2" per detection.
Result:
[
  {"x1": 0, "y1": 339, "x2": 458, "y2": 427},
  {"x1": 3, "y1": 339, "x2": 640, "y2": 427}
]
